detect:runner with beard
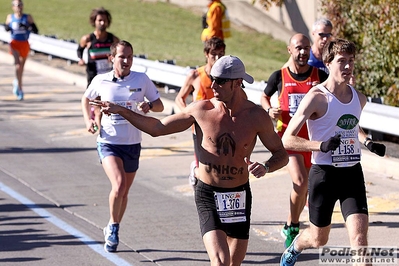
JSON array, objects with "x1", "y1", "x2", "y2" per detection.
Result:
[
  {"x1": 260, "y1": 33, "x2": 328, "y2": 248},
  {"x1": 280, "y1": 38, "x2": 386, "y2": 266}
]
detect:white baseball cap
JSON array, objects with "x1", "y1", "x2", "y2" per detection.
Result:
[{"x1": 210, "y1": 55, "x2": 254, "y2": 84}]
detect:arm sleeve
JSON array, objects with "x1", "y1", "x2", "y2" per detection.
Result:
[
  {"x1": 264, "y1": 70, "x2": 281, "y2": 97},
  {"x1": 30, "y1": 23, "x2": 38, "y2": 34},
  {"x1": 77, "y1": 45, "x2": 85, "y2": 59}
]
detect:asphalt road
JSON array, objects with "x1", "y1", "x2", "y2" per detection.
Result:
[{"x1": 0, "y1": 51, "x2": 398, "y2": 266}]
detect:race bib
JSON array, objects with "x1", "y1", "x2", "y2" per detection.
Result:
[
  {"x1": 11, "y1": 21, "x2": 27, "y2": 34},
  {"x1": 95, "y1": 59, "x2": 112, "y2": 74},
  {"x1": 109, "y1": 101, "x2": 137, "y2": 124},
  {"x1": 331, "y1": 137, "x2": 361, "y2": 167},
  {"x1": 214, "y1": 190, "x2": 246, "y2": 223},
  {"x1": 288, "y1": 93, "x2": 305, "y2": 117}
]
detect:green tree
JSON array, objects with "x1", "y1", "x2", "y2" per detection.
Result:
[
  {"x1": 319, "y1": 0, "x2": 399, "y2": 106},
  {"x1": 254, "y1": 0, "x2": 399, "y2": 106}
]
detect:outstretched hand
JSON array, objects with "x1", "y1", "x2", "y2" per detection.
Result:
[
  {"x1": 90, "y1": 100, "x2": 120, "y2": 115},
  {"x1": 244, "y1": 157, "x2": 267, "y2": 178},
  {"x1": 320, "y1": 134, "x2": 341, "y2": 153}
]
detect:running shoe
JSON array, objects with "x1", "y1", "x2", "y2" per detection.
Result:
[
  {"x1": 17, "y1": 90, "x2": 24, "y2": 101},
  {"x1": 188, "y1": 160, "x2": 197, "y2": 187},
  {"x1": 281, "y1": 224, "x2": 299, "y2": 248},
  {"x1": 12, "y1": 79, "x2": 19, "y2": 96},
  {"x1": 103, "y1": 223, "x2": 119, "y2": 252},
  {"x1": 280, "y1": 235, "x2": 301, "y2": 266}
]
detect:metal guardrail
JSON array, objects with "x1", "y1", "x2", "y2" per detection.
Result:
[
  {"x1": 0, "y1": 25, "x2": 267, "y2": 106},
  {"x1": 0, "y1": 25, "x2": 398, "y2": 137},
  {"x1": 361, "y1": 102, "x2": 399, "y2": 137}
]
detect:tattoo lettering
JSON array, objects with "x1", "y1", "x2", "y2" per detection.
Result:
[
  {"x1": 204, "y1": 163, "x2": 244, "y2": 177},
  {"x1": 216, "y1": 133, "x2": 236, "y2": 156}
]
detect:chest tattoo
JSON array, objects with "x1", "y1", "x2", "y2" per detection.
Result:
[{"x1": 216, "y1": 133, "x2": 236, "y2": 156}]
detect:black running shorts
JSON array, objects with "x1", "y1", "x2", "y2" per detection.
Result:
[
  {"x1": 308, "y1": 163, "x2": 368, "y2": 227},
  {"x1": 195, "y1": 179, "x2": 252, "y2": 239}
]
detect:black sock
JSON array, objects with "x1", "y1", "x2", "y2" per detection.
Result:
[
  {"x1": 284, "y1": 223, "x2": 289, "y2": 229},
  {"x1": 290, "y1": 222, "x2": 300, "y2": 228}
]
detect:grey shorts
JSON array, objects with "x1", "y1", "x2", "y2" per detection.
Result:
[{"x1": 97, "y1": 142, "x2": 141, "y2": 173}]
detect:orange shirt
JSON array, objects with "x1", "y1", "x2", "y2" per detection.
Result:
[{"x1": 195, "y1": 66, "x2": 214, "y2": 101}]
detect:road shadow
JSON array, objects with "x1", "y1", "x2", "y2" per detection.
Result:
[{"x1": 0, "y1": 147, "x2": 96, "y2": 154}]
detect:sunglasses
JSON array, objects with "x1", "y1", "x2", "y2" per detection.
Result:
[
  {"x1": 318, "y1": 33, "x2": 332, "y2": 38},
  {"x1": 210, "y1": 75, "x2": 232, "y2": 85}
]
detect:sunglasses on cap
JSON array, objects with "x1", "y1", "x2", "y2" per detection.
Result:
[
  {"x1": 318, "y1": 33, "x2": 332, "y2": 38},
  {"x1": 210, "y1": 75, "x2": 232, "y2": 85}
]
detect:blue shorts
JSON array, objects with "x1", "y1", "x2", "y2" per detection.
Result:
[{"x1": 97, "y1": 142, "x2": 141, "y2": 173}]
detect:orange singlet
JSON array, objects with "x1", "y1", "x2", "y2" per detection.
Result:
[{"x1": 195, "y1": 66, "x2": 214, "y2": 101}]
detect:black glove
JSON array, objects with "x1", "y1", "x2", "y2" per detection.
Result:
[
  {"x1": 366, "y1": 141, "x2": 386, "y2": 157},
  {"x1": 3, "y1": 23, "x2": 11, "y2": 31},
  {"x1": 320, "y1": 134, "x2": 341, "y2": 153}
]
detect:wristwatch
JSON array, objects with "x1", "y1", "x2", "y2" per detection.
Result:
[
  {"x1": 364, "y1": 137, "x2": 372, "y2": 146},
  {"x1": 267, "y1": 107, "x2": 272, "y2": 114},
  {"x1": 264, "y1": 162, "x2": 270, "y2": 173},
  {"x1": 148, "y1": 101, "x2": 153, "y2": 109}
]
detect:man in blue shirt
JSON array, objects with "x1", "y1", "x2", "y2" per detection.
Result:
[{"x1": 307, "y1": 18, "x2": 333, "y2": 74}]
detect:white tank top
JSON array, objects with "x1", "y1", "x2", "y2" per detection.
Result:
[{"x1": 307, "y1": 84, "x2": 362, "y2": 167}]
